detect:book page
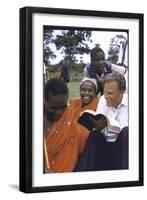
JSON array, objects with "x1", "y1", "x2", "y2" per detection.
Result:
[
  {"x1": 107, "y1": 117, "x2": 121, "y2": 133},
  {"x1": 80, "y1": 109, "x2": 96, "y2": 116}
]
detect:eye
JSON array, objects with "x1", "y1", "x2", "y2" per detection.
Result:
[
  {"x1": 88, "y1": 89, "x2": 93, "y2": 93},
  {"x1": 81, "y1": 88, "x2": 86, "y2": 92}
]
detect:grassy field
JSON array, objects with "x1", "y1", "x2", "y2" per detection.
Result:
[{"x1": 68, "y1": 81, "x2": 81, "y2": 99}]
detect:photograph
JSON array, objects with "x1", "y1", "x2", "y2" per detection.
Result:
[
  {"x1": 19, "y1": 6, "x2": 143, "y2": 193},
  {"x1": 43, "y1": 27, "x2": 129, "y2": 173}
]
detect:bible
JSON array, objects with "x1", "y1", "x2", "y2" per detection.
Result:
[{"x1": 78, "y1": 109, "x2": 121, "y2": 133}]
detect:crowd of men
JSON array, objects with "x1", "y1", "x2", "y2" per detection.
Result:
[{"x1": 43, "y1": 46, "x2": 128, "y2": 173}]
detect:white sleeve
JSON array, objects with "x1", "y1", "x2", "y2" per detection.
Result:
[
  {"x1": 111, "y1": 63, "x2": 126, "y2": 75},
  {"x1": 96, "y1": 95, "x2": 107, "y2": 114}
]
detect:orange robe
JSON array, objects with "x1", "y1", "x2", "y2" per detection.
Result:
[
  {"x1": 45, "y1": 106, "x2": 88, "y2": 172},
  {"x1": 69, "y1": 98, "x2": 98, "y2": 118},
  {"x1": 69, "y1": 97, "x2": 99, "y2": 136},
  {"x1": 45, "y1": 98, "x2": 98, "y2": 173}
]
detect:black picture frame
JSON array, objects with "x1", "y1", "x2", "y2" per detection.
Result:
[{"x1": 19, "y1": 6, "x2": 144, "y2": 193}]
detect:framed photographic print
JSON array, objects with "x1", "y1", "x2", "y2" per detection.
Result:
[{"x1": 19, "y1": 6, "x2": 144, "y2": 193}]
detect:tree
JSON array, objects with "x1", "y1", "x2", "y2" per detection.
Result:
[
  {"x1": 43, "y1": 28, "x2": 56, "y2": 64},
  {"x1": 53, "y1": 30, "x2": 92, "y2": 63},
  {"x1": 107, "y1": 34, "x2": 127, "y2": 64}
]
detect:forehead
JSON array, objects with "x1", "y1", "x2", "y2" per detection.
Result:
[
  {"x1": 80, "y1": 81, "x2": 95, "y2": 89},
  {"x1": 104, "y1": 81, "x2": 120, "y2": 91},
  {"x1": 92, "y1": 52, "x2": 105, "y2": 61},
  {"x1": 48, "y1": 93, "x2": 68, "y2": 105}
]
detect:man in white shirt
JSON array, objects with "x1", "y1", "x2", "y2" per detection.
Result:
[
  {"x1": 96, "y1": 73, "x2": 128, "y2": 142},
  {"x1": 74, "y1": 72, "x2": 128, "y2": 171}
]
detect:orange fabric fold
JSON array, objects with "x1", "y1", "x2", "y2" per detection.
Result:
[
  {"x1": 45, "y1": 98, "x2": 98, "y2": 173},
  {"x1": 46, "y1": 106, "x2": 88, "y2": 172}
]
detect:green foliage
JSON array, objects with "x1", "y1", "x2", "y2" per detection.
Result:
[
  {"x1": 43, "y1": 29, "x2": 92, "y2": 64},
  {"x1": 43, "y1": 28, "x2": 56, "y2": 64},
  {"x1": 68, "y1": 81, "x2": 81, "y2": 99},
  {"x1": 47, "y1": 64, "x2": 59, "y2": 72},
  {"x1": 107, "y1": 34, "x2": 127, "y2": 64},
  {"x1": 53, "y1": 30, "x2": 92, "y2": 63}
]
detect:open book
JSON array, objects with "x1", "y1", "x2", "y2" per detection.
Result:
[{"x1": 78, "y1": 109, "x2": 121, "y2": 133}]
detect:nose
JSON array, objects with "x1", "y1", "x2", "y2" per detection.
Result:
[
  {"x1": 85, "y1": 89, "x2": 89, "y2": 95},
  {"x1": 104, "y1": 94, "x2": 109, "y2": 100}
]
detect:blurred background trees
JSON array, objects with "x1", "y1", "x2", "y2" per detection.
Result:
[
  {"x1": 107, "y1": 34, "x2": 127, "y2": 64},
  {"x1": 43, "y1": 28, "x2": 127, "y2": 98}
]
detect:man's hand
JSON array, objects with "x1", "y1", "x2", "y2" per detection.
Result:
[{"x1": 91, "y1": 117, "x2": 107, "y2": 131}]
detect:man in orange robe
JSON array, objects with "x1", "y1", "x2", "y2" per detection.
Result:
[
  {"x1": 44, "y1": 78, "x2": 89, "y2": 173},
  {"x1": 69, "y1": 77, "x2": 99, "y2": 136}
]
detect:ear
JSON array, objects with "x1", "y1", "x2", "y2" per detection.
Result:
[{"x1": 120, "y1": 89, "x2": 125, "y2": 95}]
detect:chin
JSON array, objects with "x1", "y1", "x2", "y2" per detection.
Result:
[
  {"x1": 83, "y1": 100, "x2": 91, "y2": 105},
  {"x1": 106, "y1": 102, "x2": 112, "y2": 107}
]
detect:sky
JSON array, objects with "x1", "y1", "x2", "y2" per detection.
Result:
[{"x1": 47, "y1": 30, "x2": 128, "y2": 64}]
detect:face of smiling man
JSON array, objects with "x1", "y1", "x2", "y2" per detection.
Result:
[
  {"x1": 80, "y1": 81, "x2": 96, "y2": 106},
  {"x1": 103, "y1": 80, "x2": 124, "y2": 108},
  {"x1": 92, "y1": 52, "x2": 105, "y2": 73}
]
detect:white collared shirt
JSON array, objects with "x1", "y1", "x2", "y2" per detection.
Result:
[{"x1": 96, "y1": 93, "x2": 128, "y2": 142}]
